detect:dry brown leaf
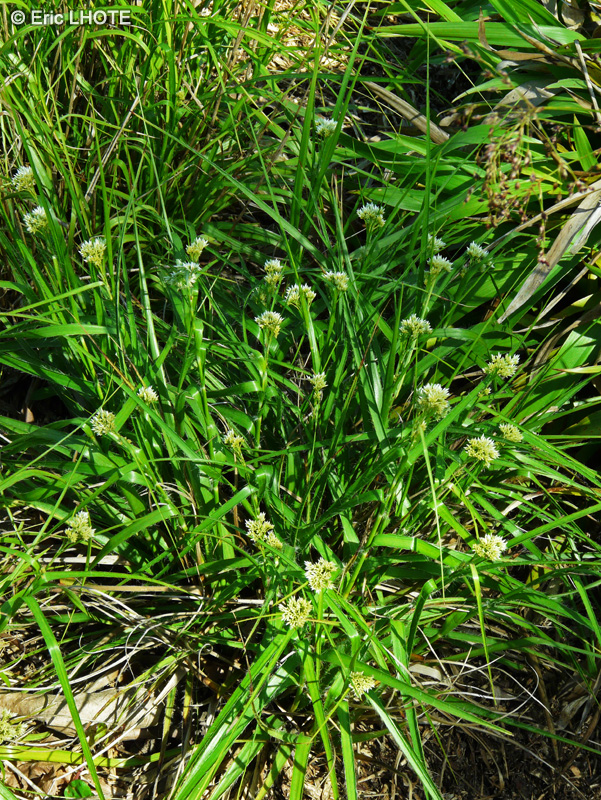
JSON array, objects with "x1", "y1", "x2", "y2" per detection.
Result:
[{"x1": 0, "y1": 669, "x2": 182, "y2": 736}]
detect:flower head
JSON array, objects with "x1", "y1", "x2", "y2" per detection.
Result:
[
  {"x1": 245, "y1": 512, "x2": 275, "y2": 543},
  {"x1": 137, "y1": 385, "x2": 158, "y2": 404},
  {"x1": 499, "y1": 423, "x2": 523, "y2": 442},
  {"x1": 0, "y1": 710, "x2": 26, "y2": 744},
  {"x1": 427, "y1": 254, "x2": 453, "y2": 279},
  {"x1": 400, "y1": 315, "x2": 432, "y2": 337},
  {"x1": 11, "y1": 165, "x2": 35, "y2": 193},
  {"x1": 472, "y1": 533, "x2": 507, "y2": 561},
  {"x1": 357, "y1": 202, "x2": 385, "y2": 229},
  {"x1": 279, "y1": 596, "x2": 312, "y2": 629},
  {"x1": 187, "y1": 236, "x2": 209, "y2": 261},
  {"x1": 309, "y1": 371, "x2": 327, "y2": 404},
  {"x1": 163, "y1": 260, "x2": 202, "y2": 289},
  {"x1": 309, "y1": 372, "x2": 327, "y2": 392},
  {"x1": 91, "y1": 409, "x2": 116, "y2": 436},
  {"x1": 285, "y1": 283, "x2": 316, "y2": 308},
  {"x1": 428, "y1": 233, "x2": 446, "y2": 253},
  {"x1": 466, "y1": 241, "x2": 487, "y2": 261},
  {"x1": 416, "y1": 383, "x2": 450, "y2": 419},
  {"x1": 65, "y1": 510, "x2": 95, "y2": 544},
  {"x1": 350, "y1": 671, "x2": 377, "y2": 699},
  {"x1": 315, "y1": 116, "x2": 338, "y2": 137},
  {"x1": 23, "y1": 205, "x2": 48, "y2": 235},
  {"x1": 79, "y1": 237, "x2": 106, "y2": 268},
  {"x1": 265, "y1": 531, "x2": 283, "y2": 550},
  {"x1": 305, "y1": 558, "x2": 337, "y2": 593},
  {"x1": 485, "y1": 353, "x2": 520, "y2": 379},
  {"x1": 324, "y1": 271, "x2": 349, "y2": 292},
  {"x1": 464, "y1": 435, "x2": 499, "y2": 467},
  {"x1": 264, "y1": 258, "x2": 284, "y2": 290},
  {"x1": 224, "y1": 428, "x2": 245, "y2": 453},
  {"x1": 255, "y1": 310, "x2": 284, "y2": 338}
]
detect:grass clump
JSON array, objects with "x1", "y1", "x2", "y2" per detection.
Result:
[{"x1": 1, "y1": 1, "x2": 601, "y2": 799}]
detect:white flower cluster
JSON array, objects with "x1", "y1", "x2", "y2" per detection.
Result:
[
  {"x1": 245, "y1": 513, "x2": 283, "y2": 549},
  {"x1": 255, "y1": 310, "x2": 284, "y2": 338},
  {"x1": 79, "y1": 237, "x2": 107, "y2": 268},
  {"x1": 315, "y1": 116, "x2": 338, "y2": 137},
  {"x1": 279, "y1": 596, "x2": 312, "y2": 629},
  {"x1": 91, "y1": 409, "x2": 116, "y2": 436},
  {"x1": 23, "y1": 205, "x2": 48, "y2": 234},
  {"x1": 309, "y1": 371, "x2": 327, "y2": 404},
  {"x1": 464, "y1": 435, "x2": 499, "y2": 467},
  {"x1": 400, "y1": 315, "x2": 432, "y2": 337},
  {"x1": 0, "y1": 710, "x2": 26, "y2": 744},
  {"x1": 485, "y1": 353, "x2": 520, "y2": 379},
  {"x1": 11, "y1": 165, "x2": 35, "y2": 193},
  {"x1": 324, "y1": 271, "x2": 349, "y2": 292},
  {"x1": 427, "y1": 254, "x2": 453, "y2": 279},
  {"x1": 416, "y1": 383, "x2": 450, "y2": 419},
  {"x1": 285, "y1": 283, "x2": 316, "y2": 308},
  {"x1": 472, "y1": 533, "x2": 507, "y2": 561},
  {"x1": 163, "y1": 260, "x2": 202, "y2": 289},
  {"x1": 357, "y1": 202, "x2": 385, "y2": 228},
  {"x1": 137, "y1": 385, "x2": 158, "y2": 403},
  {"x1": 499, "y1": 423, "x2": 523, "y2": 442},
  {"x1": 428, "y1": 233, "x2": 446, "y2": 253},
  {"x1": 466, "y1": 241, "x2": 487, "y2": 260},
  {"x1": 264, "y1": 258, "x2": 283, "y2": 290},
  {"x1": 187, "y1": 236, "x2": 209, "y2": 261},
  {"x1": 65, "y1": 510, "x2": 95, "y2": 544},
  {"x1": 304, "y1": 558, "x2": 337, "y2": 593},
  {"x1": 245, "y1": 512, "x2": 274, "y2": 542},
  {"x1": 224, "y1": 429, "x2": 245, "y2": 453},
  {"x1": 350, "y1": 671, "x2": 377, "y2": 699}
]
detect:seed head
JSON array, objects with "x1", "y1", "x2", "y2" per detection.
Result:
[
  {"x1": 79, "y1": 238, "x2": 106, "y2": 268},
  {"x1": 416, "y1": 383, "x2": 450, "y2": 419},
  {"x1": 285, "y1": 283, "x2": 316, "y2": 308},
  {"x1": 499, "y1": 423, "x2": 523, "y2": 442},
  {"x1": 0, "y1": 710, "x2": 26, "y2": 744},
  {"x1": 65, "y1": 510, "x2": 95, "y2": 544},
  {"x1": 309, "y1": 372, "x2": 327, "y2": 392},
  {"x1": 350, "y1": 671, "x2": 377, "y2": 699},
  {"x1": 400, "y1": 315, "x2": 432, "y2": 337},
  {"x1": 23, "y1": 205, "x2": 48, "y2": 234},
  {"x1": 315, "y1": 116, "x2": 338, "y2": 137},
  {"x1": 11, "y1": 165, "x2": 35, "y2": 193},
  {"x1": 255, "y1": 310, "x2": 284, "y2": 338},
  {"x1": 485, "y1": 353, "x2": 520, "y2": 379},
  {"x1": 472, "y1": 533, "x2": 507, "y2": 561},
  {"x1": 304, "y1": 558, "x2": 337, "y2": 593},
  {"x1": 427, "y1": 254, "x2": 453, "y2": 279},
  {"x1": 265, "y1": 531, "x2": 283, "y2": 550},
  {"x1": 91, "y1": 409, "x2": 116, "y2": 436},
  {"x1": 186, "y1": 236, "x2": 209, "y2": 261},
  {"x1": 428, "y1": 233, "x2": 446, "y2": 253},
  {"x1": 224, "y1": 428, "x2": 245, "y2": 453},
  {"x1": 324, "y1": 271, "x2": 349, "y2": 291},
  {"x1": 137, "y1": 385, "x2": 158, "y2": 404},
  {"x1": 466, "y1": 241, "x2": 487, "y2": 260},
  {"x1": 163, "y1": 260, "x2": 202, "y2": 289},
  {"x1": 279, "y1": 596, "x2": 312, "y2": 629},
  {"x1": 357, "y1": 202, "x2": 385, "y2": 228},
  {"x1": 245, "y1": 512, "x2": 275, "y2": 543},
  {"x1": 464, "y1": 435, "x2": 499, "y2": 467},
  {"x1": 264, "y1": 258, "x2": 284, "y2": 289}
]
